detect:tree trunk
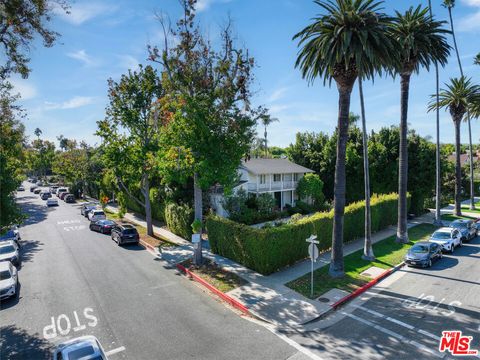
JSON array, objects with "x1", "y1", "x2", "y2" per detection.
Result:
[
  {"x1": 448, "y1": 8, "x2": 463, "y2": 76},
  {"x1": 454, "y1": 118, "x2": 462, "y2": 216},
  {"x1": 396, "y1": 73, "x2": 411, "y2": 244},
  {"x1": 264, "y1": 127, "x2": 268, "y2": 158},
  {"x1": 193, "y1": 172, "x2": 203, "y2": 265},
  {"x1": 358, "y1": 78, "x2": 374, "y2": 261},
  {"x1": 144, "y1": 176, "x2": 154, "y2": 237},
  {"x1": 329, "y1": 85, "x2": 353, "y2": 278}
]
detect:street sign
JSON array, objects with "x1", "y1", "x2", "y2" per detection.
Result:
[
  {"x1": 306, "y1": 234, "x2": 319, "y2": 298},
  {"x1": 191, "y1": 234, "x2": 201, "y2": 243},
  {"x1": 308, "y1": 243, "x2": 319, "y2": 261}
]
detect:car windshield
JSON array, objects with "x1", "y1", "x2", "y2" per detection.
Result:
[
  {"x1": 410, "y1": 245, "x2": 429, "y2": 254},
  {"x1": 122, "y1": 228, "x2": 137, "y2": 235},
  {"x1": 0, "y1": 245, "x2": 15, "y2": 254},
  {"x1": 451, "y1": 221, "x2": 467, "y2": 229},
  {"x1": 94, "y1": 211, "x2": 105, "y2": 216},
  {"x1": 103, "y1": 221, "x2": 115, "y2": 225},
  {"x1": 431, "y1": 232, "x2": 451, "y2": 240},
  {"x1": 67, "y1": 345, "x2": 95, "y2": 359},
  {"x1": 0, "y1": 270, "x2": 11, "y2": 280}
]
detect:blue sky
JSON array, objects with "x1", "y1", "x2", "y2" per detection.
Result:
[{"x1": 11, "y1": 0, "x2": 480, "y2": 148}]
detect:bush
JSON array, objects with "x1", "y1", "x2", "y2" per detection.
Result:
[
  {"x1": 164, "y1": 203, "x2": 194, "y2": 240},
  {"x1": 207, "y1": 193, "x2": 409, "y2": 275}
]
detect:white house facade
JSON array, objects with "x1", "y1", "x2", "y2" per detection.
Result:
[{"x1": 210, "y1": 158, "x2": 314, "y2": 217}]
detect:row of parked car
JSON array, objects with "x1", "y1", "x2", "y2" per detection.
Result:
[
  {"x1": 404, "y1": 218, "x2": 479, "y2": 268},
  {"x1": 0, "y1": 226, "x2": 21, "y2": 301},
  {"x1": 80, "y1": 203, "x2": 140, "y2": 246}
]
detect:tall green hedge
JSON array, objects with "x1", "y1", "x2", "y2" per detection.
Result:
[
  {"x1": 207, "y1": 193, "x2": 409, "y2": 275},
  {"x1": 164, "y1": 203, "x2": 194, "y2": 240}
]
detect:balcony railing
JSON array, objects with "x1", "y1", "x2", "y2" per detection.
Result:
[{"x1": 247, "y1": 180, "x2": 298, "y2": 192}]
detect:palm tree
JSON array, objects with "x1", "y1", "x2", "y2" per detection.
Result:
[
  {"x1": 428, "y1": 0, "x2": 443, "y2": 226},
  {"x1": 293, "y1": 0, "x2": 395, "y2": 277},
  {"x1": 474, "y1": 53, "x2": 480, "y2": 66},
  {"x1": 34, "y1": 127, "x2": 42, "y2": 139},
  {"x1": 389, "y1": 6, "x2": 450, "y2": 244},
  {"x1": 429, "y1": 77, "x2": 480, "y2": 216},
  {"x1": 443, "y1": 0, "x2": 476, "y2": 210},
  {"x1": 260, "y1": 113, "x2": 279, "y2": 157}
]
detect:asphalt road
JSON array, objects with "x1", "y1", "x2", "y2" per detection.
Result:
[
  {"x1": 0, "y1": 184, "x2": 302, "y2": 360},
  {"x1": 285, "y1": 230, "x2": 480, "y2": 360}
]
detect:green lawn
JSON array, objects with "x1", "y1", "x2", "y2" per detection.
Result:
[
  {"x1": 460, "y1": 206, "x2": 480, "y2": 214},
  {"x1": 441, "y1": 214, "x2": 477, "y2": 222},
  {"x1": 286, "y1": 223, "x2": 437, "y2": 299}
]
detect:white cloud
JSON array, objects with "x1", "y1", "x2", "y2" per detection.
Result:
[
  {"x1": 458, "y1": 11, "x2": 480, "y2": 31},
  {"x1": 462, "y1": 0, "x2": 480, "y2": 6},
  {"x1": 267, "y1": 87, "x2": 288, "y2": 102},
  {"x1": 54, "y1": 2, "x2": 116, "y2": 25},
  {"x1": 67, "y1": 50, "x2": 97, "y2": 66},
  {"x1": 9, "y1": 78, "x2": 37, "y2": 100},
  {"x1": 44, "y1": 96, "x2": 95, "y2": 110},
  {"x1": 195, "y1": 0, "x2": 233, "y2": 12},
  {"x1": 117, "y1": 54, "x2": 140, "y2": 71}
]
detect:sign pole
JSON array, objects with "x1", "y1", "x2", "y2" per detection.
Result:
[{"x1": 306, "y1": 234, "x2": 319, "y2": 299}]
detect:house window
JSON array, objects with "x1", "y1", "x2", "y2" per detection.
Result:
[
  {"x1": 259, "y1": 175, "x2": 266, "y2": 184},
  {"x1": 273, "y1": 174, "x2": 282, "y2": 182},
  {"x1": 293, "y1": 173, "x2": 299, "y2": 181}
]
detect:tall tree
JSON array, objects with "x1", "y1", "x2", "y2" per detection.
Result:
[
  {"x1": 149, "y1": 0, "x2": 257, "y2": 264},
  {"x1": 389, "y1": 6, "x2": 450, "y2": 243},
  {"x1": 34, "y1": 127, "x2": 42, "y2": 139},
  {"x1": 96, "y1": 65, "x2": 164, "y2": 236},
  {"x1": 428, "y1": 0, "x2": 443, "y2": 226},
  {"x1": 474, "y1": 53, "x2": 480, "y2": 66},
  {"x1": 293, "y1": 0, "x2": 395, "y2": 277},
  {"x1": 443, "y1": 0, "x2": 476, "y2": 210},
  {"x1": 429, "y1": 77, "x2": 480, "y2": 216},
  {"x1": 259, "y1": 112, "x2": 279, "y2": 158}
]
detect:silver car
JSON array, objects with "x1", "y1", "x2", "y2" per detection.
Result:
[
  {"x1": 53, "y1": 335, "x2": 108, "y2": 360},
  {"x1": 429, "y1": 227, "x2": 462, "y2": 253},
  {"x1": 0, "y1": 241, "x2": 20, "y2": 266},
  {"x1": 449, "y1": 219, "x2": 477, "y2": 241},
  {"x1": 0, "y1": 261, "x2": 18, "y2": 300}
]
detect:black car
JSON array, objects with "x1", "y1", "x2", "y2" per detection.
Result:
[
  {"x1": 111, "y1": 224, "x2": 139, "y2": 246},
  {"x1": 40, "y1": 192, "x2": 52, "y2": 200},
  {"x1": 30, "y1": 185, "x2": 37, "y2": 192},
  {"x1": 33, "y1": 188, "x2": 42, "y2": 194},
  {"x1": 64, "y1": 194, "x2": 75, "y2": 203},
  {"x1": 404, "y1": 241, "x2": 442, "y2": 268},
  {"x1": 90, "y1": 220, "x2": 117, "y2": 234},
  {"x1": 81, "y1": 204, "x2": 98, "y2": 217}
]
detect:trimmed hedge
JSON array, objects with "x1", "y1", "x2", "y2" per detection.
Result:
[
  {"x1": 207, "y1": 193, "x2": 409, "y2": 275},
  {"x1": 164, "y1": 203, "x2": 194, "y2": 240}
]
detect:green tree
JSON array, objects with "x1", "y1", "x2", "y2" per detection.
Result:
[
  {"x1": 96, "y1": 65, "x2": 164, "y2": 236},
  {"x1": 297, "y1": 173, "x2": 325, "y2": 208},
  {"x1": 293, "y1": 0, "x2": 395, "y2": 277},
  {"x1": 428, "y1": 77, "x2": 480, "y2": 216},
  {"x1": 259, "y1": 111, "x2": 279, "y2": 158},
  {"x1": 150, "y1": 0, "x2": 257, "y2": 264},
  {"x1": 474, "y1": 53, "x2": 480, "y2": 66},
  {"x1": 389, "y1": 6, "x2": 450, "y2": 243}
]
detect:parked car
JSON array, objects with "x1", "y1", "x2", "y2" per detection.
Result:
[
  {"x1": 111, "y1": 224, "x2": 139, "y2": 246},
  {"x1": 449, "y1": 219, "x2": 477, "y2": 241},
  {"x1": 58, "y1": 191, "x2": 69, "y2": 200},
  {"x1": 475, "y1": 218, "x2": 480, "y2": 234},
  {"x1": 46, "y1": 198, "x2": 59, "y2": 207},
  {"x1": 90, "y1": 219, "x2": 117, "y2": 234},
  {"x1": 405, "y1": 241, "x2": 442, "y2": 268},
  {"x1": 40, "y1": 192, "x2": 52, "y2": 200},
  {"x1": 429, "y1": 227, "x2": 462, "y2": 253},
  {"x1": 0, "y1": 241, "x2": 20, "y2": 267},
  {"x1": 29, "y1": 185, "x2": 37, "y2": 192},
  {"x1": 31, "y1": 178, "x2": 37, "y2": 184},
  {"x1": 33, "y1": 188, "x2": 42, "y2": 194},
  {"x1": 88, "y1": 209, "x2": 106, "y2": 222},
  {"x1": 56, "y1": 187, "x2": 68, "y2": 198},
  {"x1": 0, "y1": 229, "x2": 21, "y2": 247},
  {"x1": 53, "y1": 335, "x2": 108, "y2": 360},
  {"x1": 50, "y1": 186, "x2": 59, "y2": 194},
  {"x1": 64, "y1": 194, "x2": 75, "y2": 203},
  {"x1": 0, "y1": 261, "x2": 18, "y2": 300},
  {"x1": 81, "y1": 204, "x2": 98, "y2": 217},
  {"x1": 36, "y1": 181, "x2": 43, "y2": 186},
  {"x1": 17, "y1": 185, "x2": 25, "y2": 191}
]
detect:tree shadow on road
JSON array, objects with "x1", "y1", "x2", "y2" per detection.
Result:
[
  {"x1": 19, "y1": 201, "x2": 49, "y2": 226},
  {"x1": 0, "y1": 325, "x2": 53, "y2": 359},
  {"x1": 20, "y1": 239, "x2": 44, "y2": 264}
]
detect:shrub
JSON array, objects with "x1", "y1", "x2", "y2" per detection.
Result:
[
  {"x1": 165, "y1": 203, "x2": 194, "y2": 240},
  {"x1": 207, "y1": 193, "x2": 408, "y2": 275},
  {"x1": 297, "y1": 173, "x2": 325, "y2": 207}
]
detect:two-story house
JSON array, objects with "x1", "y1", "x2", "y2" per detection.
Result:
[{"x1": 210, "y1": 158, "x2": 314, "y2": 217}]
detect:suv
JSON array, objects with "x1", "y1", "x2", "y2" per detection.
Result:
[
  {"x1": 88, "y1": 209, "x2": 106, "y2": 222},
  {"x1": 0, "y1": 241, "x2": 20, "y2": 266},
  {"x1": 57, "y1": 188, "x2": 68, "y2": 198},
  {"x1": 449, "y1": 219, "x2": 477, "y2": 241},
  {"x1": 64, "y1": 194, "x2": 75, "y2": 203},
  {"x1": 53, "y1": 336, "x2": 107, "y2": 360},
  {"x1": 0, "y1": 261, "x2": 18, "y2": 300},
  {"x1": 40, "y1": 192, "x2": 52, "y2": 200},
  {"x1": 429, "y1": 227, "x2": 462, "y2": 253},
  {"x1": 111, "y1": 224, "x2": 139, "y2": 246},
  {"x1": 81, "y1": 204, "x2": 98, "y2": 217},
  {"x1": 29, "y1": 185, "x2": 37, "y2": 192}
]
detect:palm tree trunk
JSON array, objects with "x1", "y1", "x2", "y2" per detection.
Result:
[
  {"x1": 396, "y1": 73, "x2": 410, "y2": 244},
  {"x1": 454, "y1": 118, "x2": 462, "y2": 216},
  {"x1": 429, "y1": 0, "x2": 442, "y2": 226},
  {"x1": 143, "y1": 176, "x2": 154, "y2": 236},
  {"x1": 264, "y1": 126, "x2": 268, "y2": 158},
  {"x1": 329, "y1": 85, "x2": 353, "y2": 278},
  {"x1": 193, "y1": 172, "x2": 203, "y2": 265},
  {"x1": 358, "y1": 78, "x2": 374, "y2": 261},
  {"x1": 448, "y1": 7, "x2": 475, "y2": 210}
]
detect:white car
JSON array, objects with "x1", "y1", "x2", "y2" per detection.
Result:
[
  {"x1": 46, "y1": 198, "x2": 59, "y2": 207},
  {"x1": 0, "y1": 241, "x2": 20, "y2": 266},
  {"x1": 429, "y1": 227, "x2": 462, "y2": 253},
  {"x1": 0, "y1": 261, "x2": 18, "y2": 300},
  {"x1": 53, "y1": 335, "x2": 108, "y2": 360},
  {"x1": 56, "y1": 188, "x2": 68, "y2": 198},
  {"x1": 88, "y1": 209, "x2": 106, "y2": 222}
]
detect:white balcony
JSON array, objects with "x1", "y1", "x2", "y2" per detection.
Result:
[{"x1": 247, "y1": 180, "x2": 298, "y2": 193}]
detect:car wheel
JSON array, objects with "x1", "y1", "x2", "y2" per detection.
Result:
[
  {"x1": 439, "y1": 252, "x2": 443, "y2": 259},
  {"x1": 450, "y1": 246, "x2": 454, "y2": 254},
  {"x1": 117, "y1": 237, "x2": 121, "y2": 246}
]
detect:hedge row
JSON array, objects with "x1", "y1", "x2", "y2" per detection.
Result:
[
  {"x1": 207, "y1": 193, "x2": 409, "y2": 275},
  {"x1": 164, "y1": 203, "x2": 194, "y2": 240}
]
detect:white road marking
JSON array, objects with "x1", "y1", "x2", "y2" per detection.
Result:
[
  {"x1": 105, "y1": 346, "x2": 126, "y2": 356},
  {"x1": 342, "y1": 311, "x2": 445, "y2": 359}
]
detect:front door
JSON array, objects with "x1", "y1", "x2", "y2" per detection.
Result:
[{"x1": 274, "y1": 192, "x2": 281, "y2": 209}]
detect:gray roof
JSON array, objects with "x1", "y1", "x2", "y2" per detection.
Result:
[{"x1": 241, "y1": 158, "x2": 314, "y2": 175}]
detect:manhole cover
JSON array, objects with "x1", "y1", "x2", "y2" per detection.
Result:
[{"x1": 317, "y1": 297, "x2": 330, "y2": 303}]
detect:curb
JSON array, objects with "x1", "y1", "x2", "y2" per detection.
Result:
[
  {"x1": 331, "y1": 262, "x2": 405, "y2": 309},
  {"x1": 176, "y1": 263, "x2": 251, "y2": 316},
  {"x1": 139, "y1": 239, "x2": 157, "y2": 252}
]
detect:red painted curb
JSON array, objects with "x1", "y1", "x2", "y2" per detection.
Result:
[
  {"x1": 139, "y1": 239, "x2": 157, "y2": 252},
  {"x1": 176, "y1": 263, "x2": 251, "y2": 316},
  {"x1": 332, "y1": 262, "x2": 405, "y2": 309}
]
